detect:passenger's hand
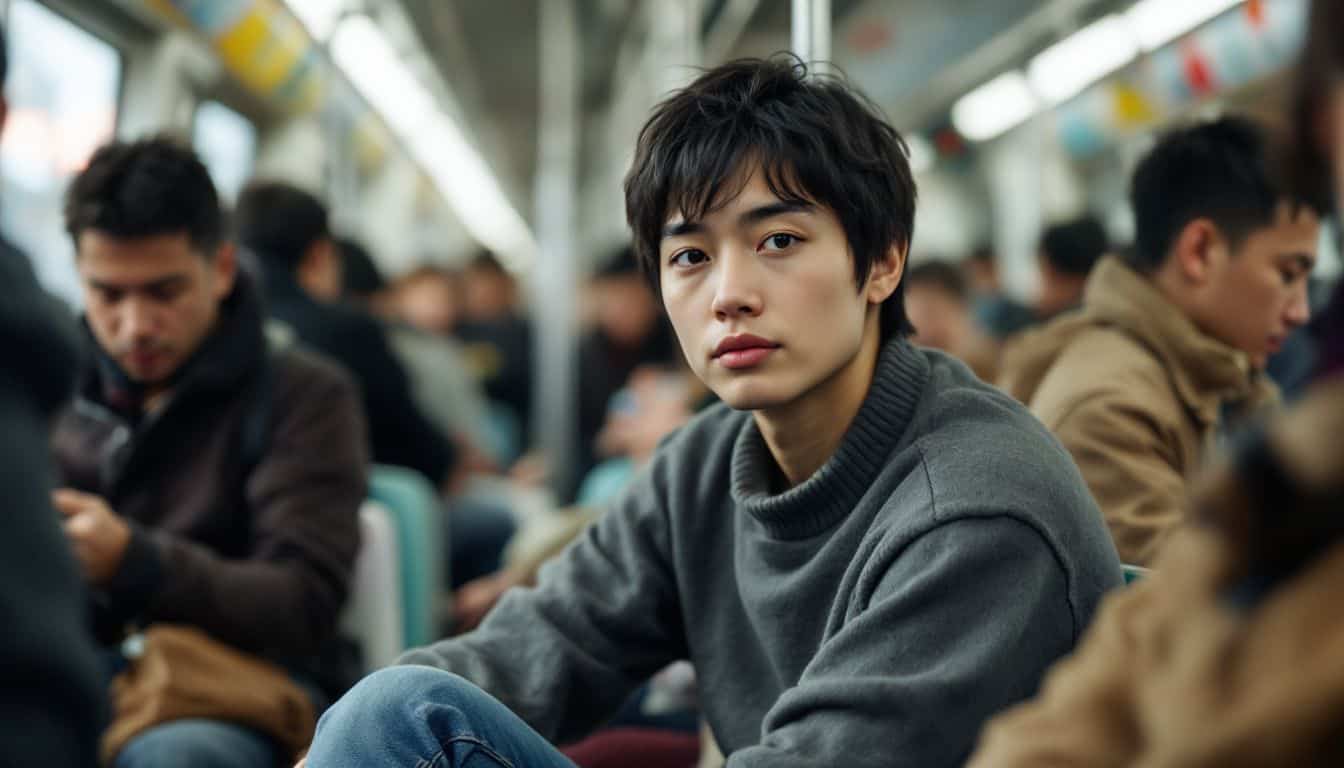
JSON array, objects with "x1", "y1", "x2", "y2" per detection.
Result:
[{"x1": 53, "y1": 489, "x2": 131, "y2": 585}]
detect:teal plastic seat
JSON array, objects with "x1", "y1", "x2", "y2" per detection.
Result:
[
  {"x1": 368, "y1": 465, "x2": 445, "y2": 648},
  {"x1": 1121, "y1": 564, "x2": 1150, "y2": 584}
]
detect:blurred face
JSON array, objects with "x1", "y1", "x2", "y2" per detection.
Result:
[
  {"x1": 595, "y1": 275, "x2": 659, "y2": 348},
  {"x1": 659, "y1": 168, "x2": 899, "y2": 411},
  {"x1": 906, "y1": 283, "x2": 968, "y2": 352},
  {"x1": 299, "y1": 238, "x2": 343, "y2": 302},
  {"x1": 398, "y1": 275, "x2": 461, "y2": 335},
  {"x1": 1187, "y1": 202, "x2": 1319, "y2": 368},
  {"x1": 78, "y1": 231, "x2": 235, "y2": 388},
  {"x1": 463, "y1": 269, "x2": 516, "y2": 321}
]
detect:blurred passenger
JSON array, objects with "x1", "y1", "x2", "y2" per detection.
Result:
[
  {"x1": 339, "y1": 244, "x2": 495, "y2": 467},
  {"x1": 1034, "y1": 216, "x2": 1107, "y2": 320},
  {"x1": 0, "y1": 21, "x2": 107, "y2": 765},
  {"x1": 905, "y1": 259, "x2": 999, "y2": 380},
  {"x1": 575, "y1": 247, "x2": 681, "y2": 498},
  {"x1": 52, "y1": 138, "x2": 366, "y2": 767},
  {"x1": 970, "y1": 6, "x2": 1344, "y2": 763},
  {"x1": 305, "y1": 56, "x2": 1119, "y2": 768},
  {"x1": 965, "y1": 244, "x2": 1036, "y2": 339},
  {"x1": 236, "y1": 181, "x2": 462, "y2": 491},
  {"x1": 455, "y1": 251, "x2": 534, "y2": 452},
  {"x1": 1000, "y1": 116, "x2": 1321, "y2": 566}
]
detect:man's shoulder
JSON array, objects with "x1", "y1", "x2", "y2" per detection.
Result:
[
  {"x1": 908, "y1": 353, "x2": 1103, "y2": 531},
  {"x1": 1034, "y1": 326, "x2": 1180, "y2": 426},
  {"x1": 271, "y1": 344, "x2": 360, "y2": 402}
]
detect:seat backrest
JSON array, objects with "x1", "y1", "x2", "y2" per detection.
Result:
[
  {"x1": 340, "y1": 502, "x2": 405, "y2": 670},
  {"x1": 368, "y1": 465, "x2": 446, "y2": 647},
  {"x1": 1121, "y1": 564, "x2": 1151, "y2": 585}
]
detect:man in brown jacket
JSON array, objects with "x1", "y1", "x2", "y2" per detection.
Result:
[
  {"x1": 51, "y1": 137, "x2": 367, "y2": 768},
  {"x1": 1000, "y1": 116, "x2": 1320, "y2": 565}
]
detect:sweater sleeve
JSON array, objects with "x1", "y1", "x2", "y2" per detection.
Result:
[
  {"x1": 397, "y1": 458, "x2": 686, "y2": 745},
  {"x1": 125, "y1": 357, "x2": 368, "y2": 657},
  {"x1": 727, "y1": 516, "x2": 1074, "y2": 768}
]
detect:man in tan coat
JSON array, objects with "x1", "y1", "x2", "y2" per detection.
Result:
[{"x1": 1000, "y1": 116, "x2": 1319, "y2": 565}]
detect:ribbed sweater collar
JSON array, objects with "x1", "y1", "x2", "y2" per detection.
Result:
[{"x1": 730, "y1": 337, "x2": 929, "y2": 539}]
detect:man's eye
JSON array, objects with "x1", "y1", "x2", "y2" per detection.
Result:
[
  {"x1": 670, "y1": 249, "x2": 708, "y2": 267},
  {"x1": 760, "y1": 233, "x2": 799, "y2": 252}
]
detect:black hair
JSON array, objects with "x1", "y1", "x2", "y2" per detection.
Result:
[
  {"x1": 906, "y1": 260, "x2": 969, "y2": 303},
  {"x1": 234, "y1": 180, "x2": 330, "y2": 269},
  {"x1": 595, "y1": 246, "x2": 640, "y2": 280},
  {"x1": 337, "y1": 236, "x2": 386, "y2": 299},
  {"x1": 624, "y1": 55, "x2": 917, "y2": 338},
  {"x1": 1040, "y1": 216, "x2": 1107, "y2": 277},
  {"x1": 1, "y1": 21, "x2": 8, "y2": 87},
  {"x1": 1128, "y1": 115, "x2": 1313, "y2": 274},
  {"x1": 64, "y1": 136, "x2": 223, "y2": 255},
  {"x1": 466, "y1": 250, "x2": 509, "y2": 277}
]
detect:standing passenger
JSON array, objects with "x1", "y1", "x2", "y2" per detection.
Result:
[{"x1": 303, "y1": 56, "x2": 1120, "y2": 768}]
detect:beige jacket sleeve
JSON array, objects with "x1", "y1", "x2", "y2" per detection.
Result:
[{"x1": 1052, "y1": 394, "x2": 1187, "y2": 565}]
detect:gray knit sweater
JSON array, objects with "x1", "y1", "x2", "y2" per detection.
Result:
[{"x1": 402, "y1": 338, "x2": 1122, "y2": 766}]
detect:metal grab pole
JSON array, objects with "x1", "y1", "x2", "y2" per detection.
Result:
[
  {"x1": 790, "y1": 0, "x2": 831, "y2": 74},
  {"x1": 532, "y1": 0, "x2": 580, "y2": 498}
]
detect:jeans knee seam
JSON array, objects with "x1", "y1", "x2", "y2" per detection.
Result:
[{"x1": 419, "y1": 735, "x2": 517, "y2": 768}]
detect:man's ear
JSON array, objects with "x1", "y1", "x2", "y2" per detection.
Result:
[
  {"x1": 1171, "y1": 218, "x2": 1223, "y2": 285},
  {"x1": 212, "y1": 242, "x2": 238, "y2": 299},
  {"x1": 866, "y1": 242, "x2": 907, "y2": 304}
]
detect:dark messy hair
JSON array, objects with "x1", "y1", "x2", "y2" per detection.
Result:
[
  {"x1": 1128, "y1": 115, "x2": 1315, "y2": 274},
  {"x1": 65, "y1": 136, "x2": 224, "y2": 255},
  {"x1": 906, "y1": 260, "x2": 969, "y2": 303},
  {"x1": 234, "y1": 180, "x2": 330, "y2": 269},
  {"x1": 624, "y1": 55, "x2": 917, "y2": 338},
  {"x1": 1040, "y1": 216, "x2": 1108, "y2": 277}
]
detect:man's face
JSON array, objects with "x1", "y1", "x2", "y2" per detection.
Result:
[
  {"x1": 658, "y1": 168, "x2": 891, "y2": 411},
  {"x1": 1194, "y1": 202, "x2": 1319, "y2": 369},
  {"x1": 906, "y1": 283, "x2": 967, "y2": 352},
  {"x1": 78, "y1": 231, "x2": 235, "y2": 387}
]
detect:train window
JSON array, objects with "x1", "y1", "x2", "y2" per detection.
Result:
[
  {"x1": 0, "y1": 0, "x2": 121, "y2": 306},
  {"x1": 193, "y1": 101, "x2": 256, "y2": 204}
]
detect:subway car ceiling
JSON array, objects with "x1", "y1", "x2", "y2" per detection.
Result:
[{"x1": 2, "y1": 0, "x2": 1328, "y2": 309}]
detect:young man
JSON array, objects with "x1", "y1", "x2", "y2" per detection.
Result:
[
  {"x1": 304, "y1": 57, "x2": 1119, "y2": 768},
  {"x1": 52, "y1": 137, "x2": 367, "y2": 767},
  {"x1": 999, "y1": 116, "x2": 1321, "y2": 565}
]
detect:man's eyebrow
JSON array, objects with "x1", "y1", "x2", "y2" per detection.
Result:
[
  {"x1": 737, "y1": 201, "x2": 814, "y2": 227},
  {"x1": 88, "y1": 275, "x2": 189, "y2": 293},
  {"x1": 661, "y1": 220, "x2": 703, "y2": 239},
  {"x1": 660, "y1": 201, "x2": 815, "y2": 241}
]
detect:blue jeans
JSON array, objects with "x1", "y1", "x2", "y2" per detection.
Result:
[
  {"x1": 307, "y1": 666, "x2": 577, "y2": 768},
  {"x1": 115, "y1": 719, "x2": 277, "y2": 768}
]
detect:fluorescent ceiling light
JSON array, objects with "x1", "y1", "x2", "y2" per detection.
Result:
[
  {"x1": 1028, "y1": 15, "x2": 1138, "y2": 105},
  {"x1": 905, "y1": 133, "x2": 935, "y2": 175},
  {"x1": 952, "y1": 72, "x2": 1037, "y2": 142},
  {"x1": 331, "y1": 15, "x2": 535, "y2": 268},
  {"x1": 1125, "y1": 0, "x2": 1244, "y2": 52},
  {"x1": 285, "y1": 0, "x2": 344, "y2": 40}
]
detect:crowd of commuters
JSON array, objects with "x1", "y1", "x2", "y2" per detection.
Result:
[{"x1": 3, "y1": 1, "x2": 1344, "y2": 766}]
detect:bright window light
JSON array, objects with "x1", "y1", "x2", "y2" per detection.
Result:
[
  {"x1": 1125, "y1": 0, "x2": 1244, "y2": 52},
  {"x1": 952, "y1": 72, "x2": 1038, "y2": 142},
  {"x1": 1028, "y1": 15, "x2": 1138, "y2": 105},
  {"x1": 331, "y1": 15, "x2": 536, "y2": 268},
  {"x1": 285, "y1": 0, "x2": 344, "y2": 41},
  {"x1": 905, "y1": 133, "x2": 935, "y2": 175}
]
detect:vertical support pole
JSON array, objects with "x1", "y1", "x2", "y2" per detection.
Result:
[
  {"x1": 791, "y1": 0, "x2": 831, "y2": 74},
  {"x1": 532, "y1": 0, "x2": 580, "y2": 498}
]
